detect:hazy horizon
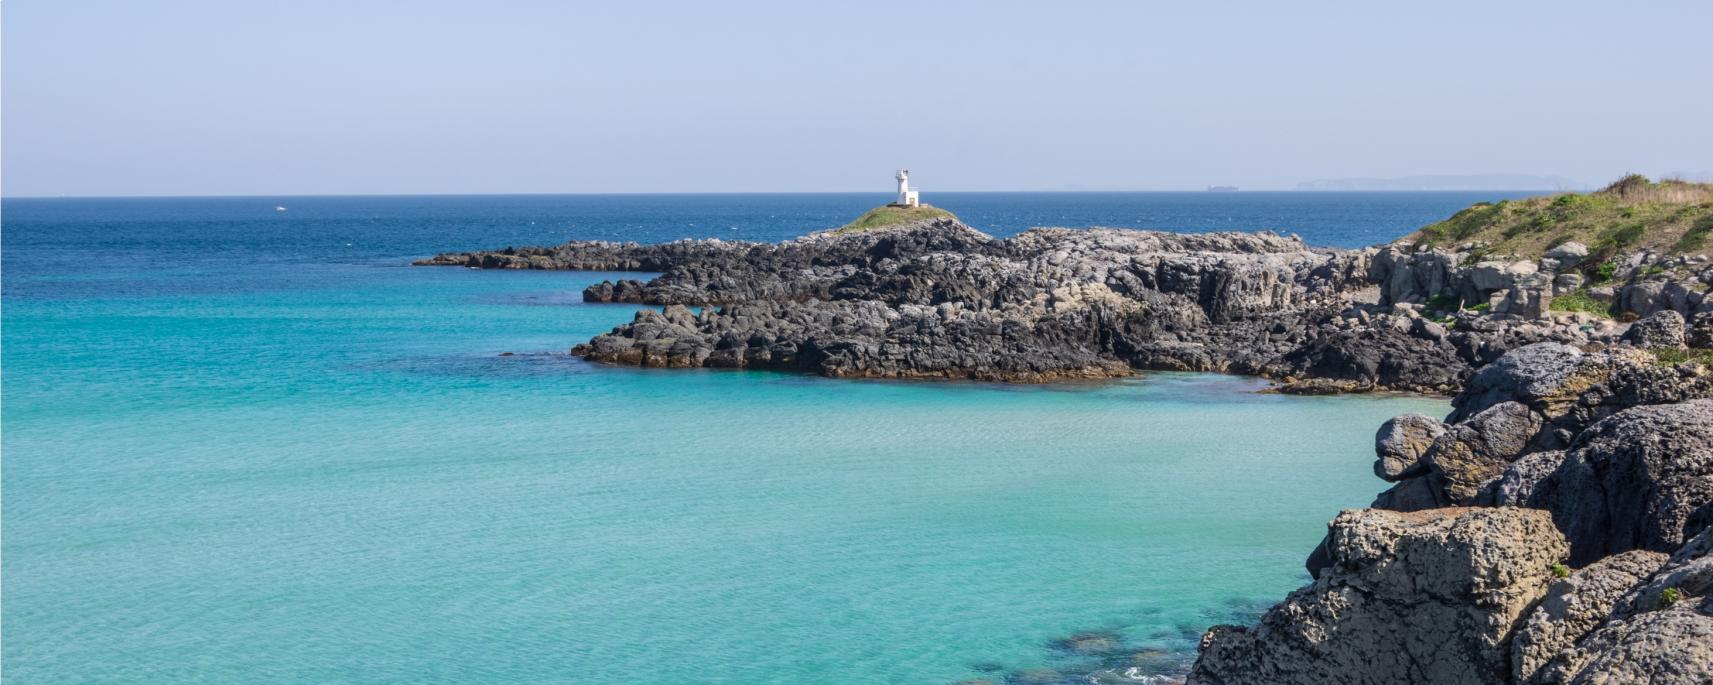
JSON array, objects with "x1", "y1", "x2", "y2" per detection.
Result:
[{"x1": 5, "y1": 1, "x2": 1710, "y2": 197}]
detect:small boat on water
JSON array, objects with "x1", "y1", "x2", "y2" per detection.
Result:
[{"x1": 275, "y1": 205, "x2": 287, "y2": 212}]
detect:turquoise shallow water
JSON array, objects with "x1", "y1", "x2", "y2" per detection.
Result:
[{"x1": 3, "y1": 194, "x2": 1454, "y2": 683}]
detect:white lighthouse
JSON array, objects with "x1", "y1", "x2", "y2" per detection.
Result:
[{"x1": 894, "y1": 169, "x2": 920, "y2": 207}]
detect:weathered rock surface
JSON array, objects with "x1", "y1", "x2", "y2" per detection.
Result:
[
  {"x1": 1538, "y1": 526, "x2": 1713, "y2": 684},
  {"x1": 1621, "y1": 309, "x2": 1688, "y2": 349},
  {"x1": 1497, "y1": 400, "x2": 1713, "y2": 565},
  {"x1": 1251, "y1": 341, "x2": 1713, "y2": 685},
  {"x1": 1424, "y1": 400, "x2": 1544, "y2": 504},
  {"x1": 1189, "y1": 507, "x2": 1568, "y2": 685},
  {"x1": 1510, "y1": 550, "x2": 1669, "y2": 684}
]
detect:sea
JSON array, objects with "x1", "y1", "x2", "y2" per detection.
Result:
[{"x1": 2, "y1": 192, "x2": 1524, "y2": 683}]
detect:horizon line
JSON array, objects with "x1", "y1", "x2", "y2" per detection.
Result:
[{"x1": 1, "y1": 188, "x2": 1574, "y2": 201}]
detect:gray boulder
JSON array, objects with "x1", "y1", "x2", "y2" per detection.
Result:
[
  {"x1": 1190, "y1": 507, "x2": 1568, "y2": 685},
  {"x1": 1374, "y1": 413, "x2": 1447, "y2": 481},
  {"x1": 1622, "y1": 309, "x2": 1688, "y2": 349},
  {"x1": 1545, "y1": 241, "x2": 1590, "y2": 269}
]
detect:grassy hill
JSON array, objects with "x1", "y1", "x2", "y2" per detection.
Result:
[
  {"x1": 832, "y1": 205, "x2": 957, "y2": 234},
  {"x1": 1409, "y1": 176, "x2": 1713, "y2": 265}
]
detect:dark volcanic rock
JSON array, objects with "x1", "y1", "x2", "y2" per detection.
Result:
[
  {"x1": 1498, "y1": 400, "x2": 1713, "y2": 566},
  {"x1": 1622, "y1": 310, "x2": 1688, "y2": 349},
  {"x1": 543, "y1": 219, "x2": 1412, "y2": 384}
]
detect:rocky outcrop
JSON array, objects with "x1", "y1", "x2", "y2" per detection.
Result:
[
  {"x1": 413, "y1": 238, "x2": 749, "y2": 272},
  {"x1": 1189, "y1": 508, "x2": 1568, "y2": 685},
  {"x1": 1495, "y1": 400, "x2": 1713, "y2": 565},
  {"x1": 1510, "y1": 550, "x2": 1669, "y2": 684},
  {"x1": 1372, "y1": 234, "x2": 1713, "y2": 322},
  {"x1": 1203, "y1": 342, "x2": 1713, "y2": 685},
  {"x1": 1535, "y1": 526, "x2": 1713, "y2": 684},
  {"x1": 424, "y1": 216, "x2": 1627, "y2": 390}
]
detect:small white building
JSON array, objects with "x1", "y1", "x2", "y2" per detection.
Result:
[{"x1": 894, "y1": 169, "x2": 920, "y2": 207}]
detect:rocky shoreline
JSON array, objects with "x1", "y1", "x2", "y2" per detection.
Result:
[
  {"x1": 1190, "y1": 341, "x2": 1713, "y2": 684},
  {"x1": 419, "y1": 210, "x2": 1713, "y2": 684},
  {"x1": 417, "y1": 216, "x2": 1662, "y2": 393}
]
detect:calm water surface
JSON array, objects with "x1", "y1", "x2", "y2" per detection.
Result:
[{"x1": 2, "y1": 193, "x2": 1487, "y2": 683}]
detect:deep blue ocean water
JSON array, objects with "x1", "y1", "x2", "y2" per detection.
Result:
[{"x1": 2, "y1": 192, "x2": 1510, "y2": 683}]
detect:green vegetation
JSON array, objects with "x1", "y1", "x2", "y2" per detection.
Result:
[
  {"x1": 1674, "y1": 214, "x2": 1713, "y2": 252},
  {"x1": 1659, "y1": 587, "x2": 1683, "y2": 609},
  {"x1": 1423, "y1": 293, "x2": 1461, "y2": 315},
  {"x1": 1408, "y1": 176, "x2": 1713, "y2": 260},
  {"x1": 1550, "y1": 562, "x2": 1571, "y2": 579},
  {"x1": 1651, "y1": 348, "x2": 1713, "y2": 367},
  {"x1": 1549, "y1": 289, "x2": 1613, "y2": 317},
  {"x1": 832, "y1": 205, "x2": 957, "y2": 234},
  {"x1": 1591, "y1": 261, "x2": 1619, "y2": 284}
]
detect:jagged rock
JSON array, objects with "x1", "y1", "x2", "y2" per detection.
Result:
[
  {"x1": 1511, "y1": 550, "x2": 1669, "y2": 684},
  {"x1": 1493, "y1": 400, "x2": 1713, "y2": 566},
  {"x1": 1190, "y1": 508, "x2": 1568, "y2": 685},
  {"x1": 1374, "y1": 413, "x2": 1447, "y2": 481},
  {"x1": 1622, "y1": 310, "x2": 1688, "y2": 349}
]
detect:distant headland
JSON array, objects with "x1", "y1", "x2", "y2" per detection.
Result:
[{"x1": 1297, "y1": 173, "x2": 1583, "y2": 191}]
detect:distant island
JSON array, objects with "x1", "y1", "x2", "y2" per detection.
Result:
[
  {"x1": 1297, "y1": 173, "x2": 1583, "y2": 191},
  {"x1": 1206, "y1": 185, "x2": 1239, "y2": 192}
]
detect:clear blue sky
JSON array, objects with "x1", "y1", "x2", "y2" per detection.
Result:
[{"x1": 4, "y1": 0, "x2": 1710, "y2": 196}]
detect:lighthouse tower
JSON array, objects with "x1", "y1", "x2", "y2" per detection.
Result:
[{"x1": 894, "y1": 169, "x2": 920, "y2": 207}]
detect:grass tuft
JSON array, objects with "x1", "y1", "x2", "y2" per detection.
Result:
[
  {"x1": 833, "y1": 205, "x2": 956, "y2": 234},
  {"x1": 1550, "y1": 289, "x2": 1612, "y2": 317}
]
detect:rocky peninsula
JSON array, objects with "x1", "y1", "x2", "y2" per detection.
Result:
[{"x1": 419, "y1": 178, "x2": 1713, "y2": 684}]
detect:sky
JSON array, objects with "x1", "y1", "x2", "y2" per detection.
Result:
[{"x1": 4, "y1": 0, "x2": 1711, "y2": 196}]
